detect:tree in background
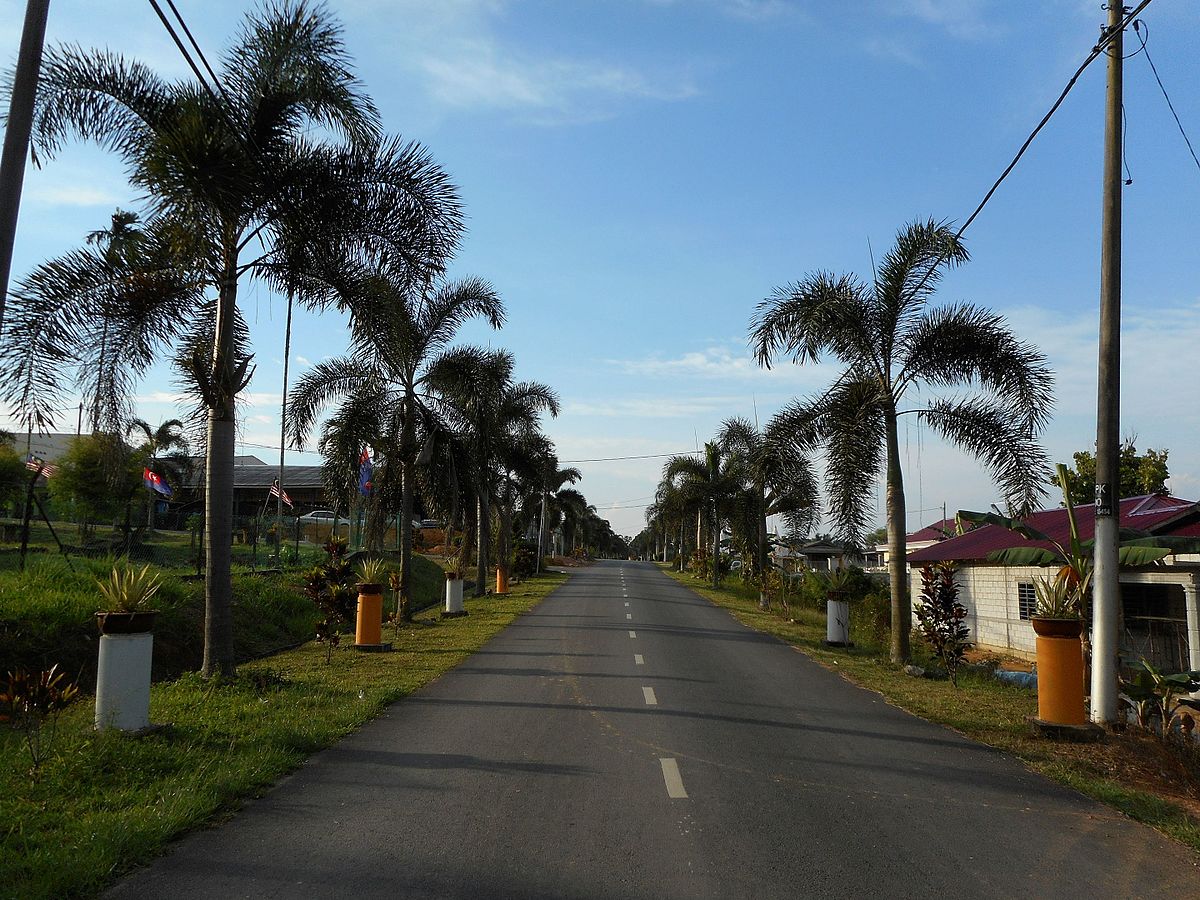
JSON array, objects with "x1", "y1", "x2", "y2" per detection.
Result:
[
  {"x1": 751, "y1": 219, "x2": 1054, "y2": 663},
  {"x1": 50, "y1": 434, "x2": 141, "y2": 540},
  {"x1": 719, "y1": 416, "x2": 818, "y2": 608},
  {"x1": 127, "y1": 418, "x2": 190, "y2": 533},
  {"x1": 1062, "y1": 440, "x2": 1169, "y2": 506}
]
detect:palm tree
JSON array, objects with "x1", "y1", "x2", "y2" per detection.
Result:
[
  {"x1": 127, "y1": 417, "x2": 189, "y2": 533},
  {"x1": 750, "y1": 218, "x2": 1054, "y2": 662},
  {"x1": 427, "y1": 349, "x2": 558, "y2": 596},
  {"x1": 84, "y1": 209, "x2": 144, "y2": 432},
  {"x1": 718, "y1": 417, "x2": 818, "y2": 608},
  {"x1": 2, "y1": 2, "x2": 459, "y2": 676},
  {"x1": 288, "y1": 276, "x2": 505, "y2": 614},
  {"x1": 664, "y1": 442, "x2": 744, "y2": 587}
]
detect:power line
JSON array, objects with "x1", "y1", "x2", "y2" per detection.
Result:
[
  {"x1": 560, "y1": 451, "x2": 700, "y2": 464},
  {"x1": 903, "y1": 0, "x2": 1156, "y2": 301},
  {"x1": 1133, "y1": 20, "x2": 1200, "y2": 175}
]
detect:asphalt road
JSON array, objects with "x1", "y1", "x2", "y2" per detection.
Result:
[{"x1": 108, "y1": 560, "x2": 1198, "y2": 899}]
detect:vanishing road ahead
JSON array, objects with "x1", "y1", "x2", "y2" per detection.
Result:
[{"x1": 110, "y1": 561, "x2": 1197, "y2": 898}]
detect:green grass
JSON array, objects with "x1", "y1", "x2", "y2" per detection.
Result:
[
  {"x1": 0, "y1": 547, "x2": 448, "y2": 681},
  {"x1": 663, "y1": 566, "x2": 1200, "y2": 854},
  {"x1": 0, "y1": 571, "x2": 566, "y2": 900}
]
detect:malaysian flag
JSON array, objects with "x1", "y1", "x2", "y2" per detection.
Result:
[
  {"x1": 25, "y1": 455, "x2": 57, "y2": 477},
  {"x1": 269, "y1": 478, "x2": 293, "y2": 508}
]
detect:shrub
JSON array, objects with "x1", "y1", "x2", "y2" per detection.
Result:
[
  {"x1": 1, "y1": 664, "x2": 80, "y2": 777},
  {"x1": 915, "y1": 563, "x2": 971, "y2": 686}
]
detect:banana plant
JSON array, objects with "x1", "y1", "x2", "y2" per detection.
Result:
[
  {"x1": 959, "y1": 463, "x2": 1180, "y2": 579},
  {"x1": 1119, "y1": 660, "x2": 1200, "y2": 738}
]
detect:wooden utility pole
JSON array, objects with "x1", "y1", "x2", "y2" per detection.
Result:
[
  {"x1": 1090, "y1": 2, "x2": 1124, "y2": 725},
  {"x1": 0, "y1": 0, "x2": 50, "y2": 340}
]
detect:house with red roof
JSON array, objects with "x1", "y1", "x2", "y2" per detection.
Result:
[{"x1": 906, "y1": 494, "x2": 1200, "y2": 671}]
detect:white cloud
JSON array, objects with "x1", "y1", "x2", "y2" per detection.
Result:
[
  {"x1": 417, "y1": 40, "x2": 698, "y2": 122},
  {"x1": 890, "y1": 0, "x2": 994, "y2": 40},
  {"x1": 643, "y1": 0, "x2": 800, "y2": 23},
  {"x1": 606, "y1": 341, "x2": 837, "y2": 387},
  {"x1": 295, "y1": 355, "x2": 311, "y2": 366},
  {"x1": 239, "y1": 392, "x2": 282, "y2": 408},
  {"x1": 563, "y1": 396, "x2": 731, "y2": 419},
  {"x1": 26, "y1": 184, "x2": 124, "y2": 208},
  {"x1": 862, "y1": 36, "x2": 928, "y2": 69}
]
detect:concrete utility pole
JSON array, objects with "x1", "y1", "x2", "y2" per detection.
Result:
[
  {"x1": 1091, "y1": 1, "x2": 1124, "y2": 725},
  {"x1": 0, "y1": 0, "x2": 51, "y2": 341}
]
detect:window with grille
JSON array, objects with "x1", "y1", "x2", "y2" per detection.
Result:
[{"x1": 1018, "y1": 582, "x2": 1036, "y2": 620}]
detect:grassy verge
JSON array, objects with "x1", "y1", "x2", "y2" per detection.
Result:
[
  {"x1": 0, "y1": 550, "x2": 448, "y2": 682},
  {"x1": 663, "y1": 566, "x2": 1200, "y2": 853},
  {"x1": 1, "y1": 571, "x2": 566, "y2": 900}
]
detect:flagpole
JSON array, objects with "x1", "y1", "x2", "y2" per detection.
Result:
[{"x1": 277, "y1": 291, "x2": 293, "y2": 560}]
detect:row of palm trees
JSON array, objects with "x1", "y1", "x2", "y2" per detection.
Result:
[
  {"x1": 638, "y1": 219, "x2": 1056, "y2": 663},
  {"x1": 0, "y1": 1, "x2": 620, "y2": 675}
]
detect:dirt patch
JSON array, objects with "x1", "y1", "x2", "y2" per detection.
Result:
[{"x1": 549, "y1": 556, "x2": 595, "y2": 571}]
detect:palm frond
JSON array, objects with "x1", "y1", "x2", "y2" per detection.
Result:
[
  {"x1": 920, "y1": 397, "x2": 1050, "y2": 517},
  {"x1": 286, "y1": 356, "x2": 384, "y2": 448},
  {"x1": 873, "y1": 218, "x2": 968, "y2": 330},
  {"x1": 748, "y1": 272, "x2": 870, "y2": 369},
  {"x1": 898, "y1": 302, "x2": 1055, "y2": 431}
]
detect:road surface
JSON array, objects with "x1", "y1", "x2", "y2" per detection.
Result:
[{"x1": 108, "y1": 560, "x2": 1197, "y2": 898}]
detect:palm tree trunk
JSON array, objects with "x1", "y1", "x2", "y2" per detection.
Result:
[
  {"x1": 201, "y1": 262, "x2": 239, "y2": 678},
  {"x1": 711, "y1": 501, "x2": 721, "y2": 588},
  {"x1": 398, "y1": 391, "x2": 415, "y2": 620},
  {"x1": 885, "y1": 408, "x2": 909, "y2": 663},
  {"x1": 757, "y1": 485, "x2": 769, "y2": 609},
  {"x1": 475, "y1": 491, "x2": 490, "y2": 597}
]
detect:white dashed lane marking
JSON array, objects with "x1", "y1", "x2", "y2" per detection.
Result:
[
  {"x1": 642, "y1": 687, "x2": 658, "y2": 706},
  {"x1": 660, "y1": 758, "x2": 688, "y2": 798},
  {"x1": 634, "y1": 654, "x2": 644, "y2": 665}
]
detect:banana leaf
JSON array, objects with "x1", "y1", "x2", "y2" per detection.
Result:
[{"x1": 957, "y1": 509, "x2": 1052, "y2": 544}]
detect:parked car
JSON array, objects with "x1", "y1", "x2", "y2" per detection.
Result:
[{"x1": 298, "y1": 509, "x2": 338, "y2": 525}]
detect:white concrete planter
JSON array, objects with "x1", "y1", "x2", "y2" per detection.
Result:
[
  {"x1": 826, "y1": 598, "x2": 850, "y2": 645},
  {"x1": 444, "y1": 577, "x2": 465, "y2": 615},
  {"x1": 95, "y1": 632, "x2": 153, "y2": 731}
]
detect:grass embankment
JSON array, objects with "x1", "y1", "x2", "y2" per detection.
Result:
[
  {"x1": 0, "y1": 549, "x2": 448, "y2": 682},
  {"x1": 663, "y1": 566, "x2": 1200, "y2": 854},
  {"x1": 1, "y1": 571, "x2": 566, "y2": 900}
]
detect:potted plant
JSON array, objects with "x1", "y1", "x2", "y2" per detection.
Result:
[
  {"x1": 824, "y1": 567, "x2": 853, "y2": 647},
  {"x1": 95, "y1": 563, "x2": 161, "y2": 634},
  {"x1": 353, "y1": 557, "x2": 391, "y2": 651},
  {"x1": 94, "y1": 563, "x2": 162, "y2": 732},
  {"x1": 443, "y1": 540, "x2": 467, "y2": 618},
  {"x1": 1029, "y1": 569, "x2": 1088, "y2": 728}
]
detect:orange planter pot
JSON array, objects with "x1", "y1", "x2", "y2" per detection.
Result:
[
  {"x1": 355, "y1": 583, "x2": 383, "y2": 647},
  {"x1": 1032, "y1": 617, "x2": 1086, "y2": 726}
]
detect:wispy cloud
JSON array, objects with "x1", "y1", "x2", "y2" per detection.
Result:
[
  {"x1": 27, "y1": 183, "x2": 124, "y2": 209},
  {"x1": 861, "y1": 36, "x2": 928, "y2": 69},
  {"x1": 417, "y1": 41, "x2": 698, "y2": 123},
  {"x1": 352, "y1": 0, "x2": 700, "y2": 124},
  {"x1": 890, "y1": 0, "x2": 995, "y2": 40},
  {"x1": 606, "y1": 341, "x2": 836, "y2": 387},
  {"x1": 563, "y1": 396, "x2": 732, "y2": 418},
  {"x1": 643, "y1": 0, "x2": 801, "y2": 23}
]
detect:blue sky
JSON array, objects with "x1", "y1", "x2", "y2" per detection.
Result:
[{"x1": 2, "y1": 1, "x2": 1199, "y2": 538}]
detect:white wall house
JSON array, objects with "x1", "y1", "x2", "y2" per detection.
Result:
[{"x1": 908, "y1": 495, "x2": 1200, "y2": 671}]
